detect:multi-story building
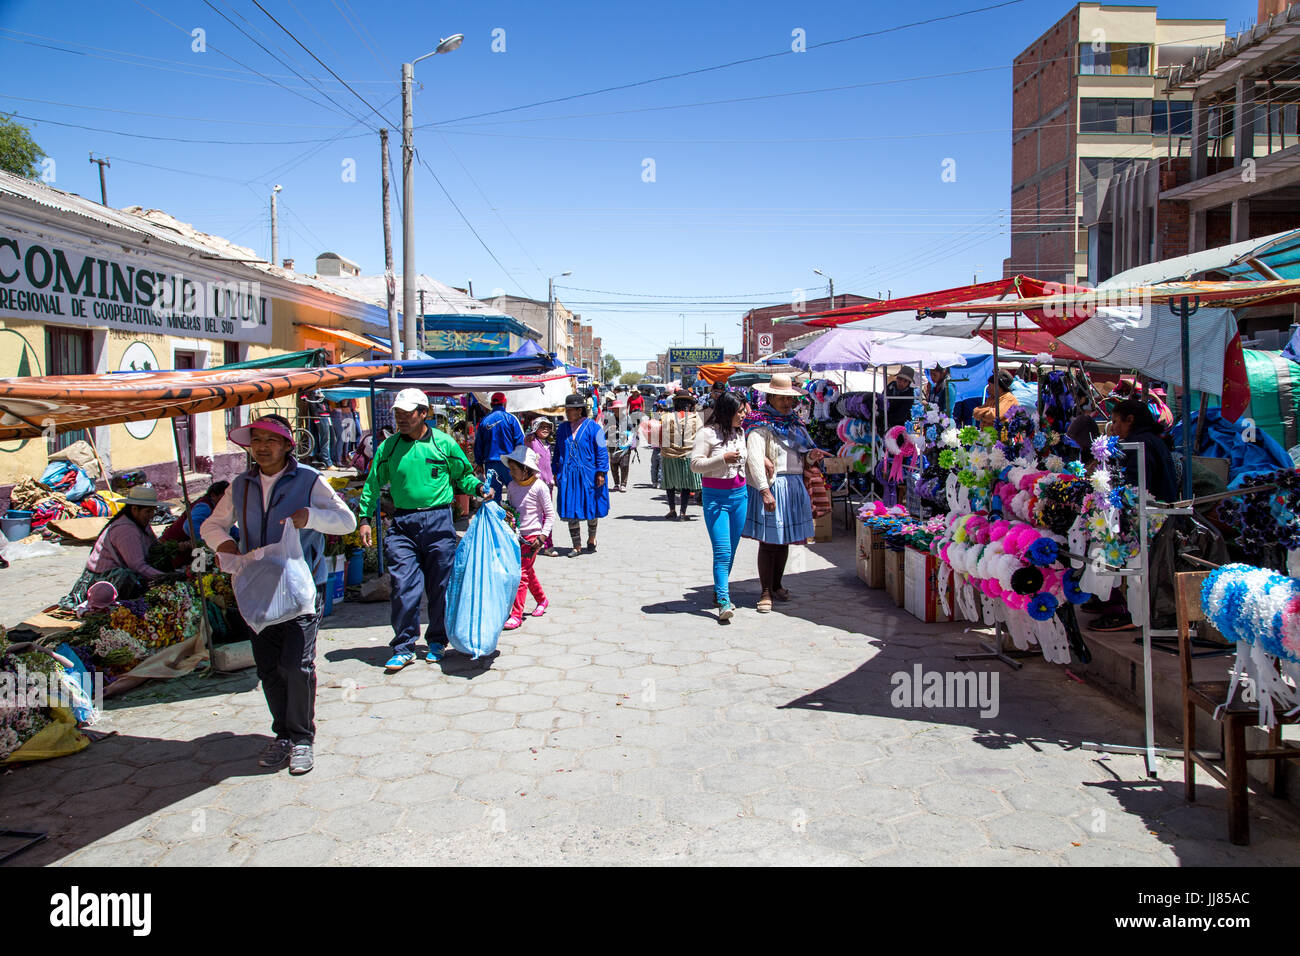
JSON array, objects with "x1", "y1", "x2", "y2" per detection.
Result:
[
  {"x1": 1006, "y1": 3, "x2": 1225, "y2": 285},
  {"x1": 740, "y1": 294, "x2": 874, "y2": 362}
]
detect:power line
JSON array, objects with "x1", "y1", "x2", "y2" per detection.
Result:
[
  {"x1": 332, "y1": 0, "x2": 390, "y2": 74},
  {"x1": 415, "y1": 153, "x2": 531, "y2": 298},
  {"x1": 249, "y1": 0, "x2": 399, "y2": 129},
  {"x1": 3, "y1": 111, "x2": 367, "y2": 145},
  {"x1": 130, "y1": 0, "x2": 365, "y2": 122},
  {"x1": 0, "y1": 93, "x2": 355, "y2": 128},
  {"x1": 426, "y1": 0, "x2": 1028, "y2": 126},
  {"x1": 199, "y1": 0, "x2": 369, "y2": 126}
]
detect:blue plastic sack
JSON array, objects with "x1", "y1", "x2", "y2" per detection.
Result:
[{"x1": 444, "y1": 501, "x2": 521, "y2": 659}]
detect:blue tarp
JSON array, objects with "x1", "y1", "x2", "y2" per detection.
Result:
[
  {"x1": 510, "y1": 339, "x2": 548, "y2": 358},
  {"x1": 1170, "y1": 408, "x2": 1294, "y2": 488},
  {"x1": 567, "y1": 364, "x2": 590, "y2": 379}
]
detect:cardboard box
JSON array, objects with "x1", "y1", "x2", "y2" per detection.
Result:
[
  {"x1": 856, "y1": 521, "x2": 885, "y2": 588},
  {"x1": 821, "y1": 456, "x2": 851, "y2": 475},
  {"x1": 903, "y1": 545, "x2": 953, "y2": 623},
  {"x1": 884, "y1": 547, "x2": 905, "y2": 607},
  {"x1": 812, "y1": 510, "x2": 832, "y2": 543}
]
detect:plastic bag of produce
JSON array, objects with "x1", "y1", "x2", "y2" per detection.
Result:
[{"x1": 444, "y1": 501, "x2": 521, "y2": 659}]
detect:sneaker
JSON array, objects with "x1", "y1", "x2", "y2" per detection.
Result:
[
  {"x1": 532, "y1": 599, "x2": 549, "y2": 618},
  {"x1": 426, "y1": 644, "x2": 446, "y2": 663},
  {"x1": 258, "y1": 738, "x2": 292, "y2": 768},
  {"x1": 288, "y1": 744, "x2": 314, "y2": 775},
  {"x1": 504, "y1": 616, "x2": 523, "y2": 630},
  {"x1": 718, "y1": 602, "x2": 735, "y2": 623},
  {"x1": 384, "y1": 653, "x2": 416, "y2": 672},
  {"x1": 1091, "y1": 612, "x2": 1136, "y2": 632}
]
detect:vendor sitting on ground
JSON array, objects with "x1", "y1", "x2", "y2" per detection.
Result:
[
  {"x1": 159, "y1": 480, "x2": 229, "y2": 546},
  {"x1": 972, "y1": 370, "x2": 1019, "y2": 426},
  {"x1": 59, "y1": 486, "x2": 169, "y2": 609}
]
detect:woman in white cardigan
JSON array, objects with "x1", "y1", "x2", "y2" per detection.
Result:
[
  {"x1": 742, "y1": 374, "x2": 826, "y2": 613},
  {"x1": 690, "y1": 391, "x2": 749, "y2": 623}
]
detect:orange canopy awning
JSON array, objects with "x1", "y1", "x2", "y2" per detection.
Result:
[
  {"x1": 0, "y1": 363, "x2": 393, "y2": 441},
  {"x1": 296, "y1": 322, "x2": 381, "y2": 352}
]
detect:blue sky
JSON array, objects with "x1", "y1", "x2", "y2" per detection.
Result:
[{"x1": 0, "y1": 0, "x2": 1256, "y2": 366}]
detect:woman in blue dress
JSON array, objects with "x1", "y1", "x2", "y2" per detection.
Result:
[{"x1": 554, "y1": 392, "x2": 610, "y2": 555}]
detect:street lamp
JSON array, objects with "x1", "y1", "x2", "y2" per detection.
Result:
[
  {"x1": 401, "y1": 34, "x2": 464, "y2": 360},
  {"x1": 813, "y1": 268, "x2": 834, "y2": 311},
  {"x1": 548, "y1": 271, "x2": 571, "y2": 357},
  {"x1": 270, "y1": 184, "x2": 282, "y2": 267}
]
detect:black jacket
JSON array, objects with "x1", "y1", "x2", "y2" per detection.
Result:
[{"x1": 1122, "y1": 426, "x2": 1178, "y2": 502}]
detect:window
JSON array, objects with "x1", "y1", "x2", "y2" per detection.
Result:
[
  {"x1": 45, "y1": 327, "x2": 93, "y2": 451},
  {"x1": 1079, "y1": 42, "x2": 1151, "y2": 75},
  {"x1": 1080, "y1": 98, "x2": 1153, "y2": 134},
  {"x1": 1152, "y1": 100, "x2": 1192, "y2": 136}
]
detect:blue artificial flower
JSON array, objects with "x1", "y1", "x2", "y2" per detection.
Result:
[
  {"x1": 1025, "y1": 538, "x2": 1059, "y2": 567},
  {"x1": 925, "y1": 425, "x2": 937, "y2": 442},
  {"x1": 1032, "y1": 432, "x2": 1047, "y2": 450},
  {"x1": 1027, "y1": 593, "x2": 1059, "y2": 621},
  {"x1": 1062, "y1": 570, "x2": 1092, "y2": 605}
]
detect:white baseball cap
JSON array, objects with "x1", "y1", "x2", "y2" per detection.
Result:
[{"x1": 392, "y1": 387, "x2": 430, "y2": 411}]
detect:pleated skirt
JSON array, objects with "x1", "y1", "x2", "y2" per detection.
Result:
[{"x1": 743, "y1": 473, "x2": 814, "y2": 544}]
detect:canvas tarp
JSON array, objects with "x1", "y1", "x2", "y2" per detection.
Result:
[
  {"x1": 213, "y1": 348, "x2": 326, "y2": 370},
  {"x1": 1242, "y1": 349, "x2": 1300, "y2": 450},
  {"x1": 0, "y1": 363, "x2": 395, "y2": 441}
]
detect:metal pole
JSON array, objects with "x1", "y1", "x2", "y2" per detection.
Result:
[
  {"x1": 991, "y1": 312, "x2": 1002, "y2": 427},
  {"x1": 270, "y1": 189, "x2": 279, "y2": 267},
  {"x1": 380, "y1": 128, "x2": 400, "y2": 361},
  {"x1": 89, "y1": 154, "x2": 110, "y2": 205},
  {"x1": 368, "y1": 377, "x2": 384, "y2": 576},
  {"x1": 1136, "y1": 444, "x2": 1157, "y2": 777},
  {"x1": 828, "y1": 277, "x2": 834, "y2": 311},
  {"x1": 401, "y1": 61, "x2": 418, "y2": 360},
  {"x1": 548, "y1": 276, "x2": 555, "y2": 354}
]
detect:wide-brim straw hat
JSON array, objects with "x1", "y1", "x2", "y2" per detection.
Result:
[{"x1": 754, "y1": 372, "x2": 803, "y2": 397}]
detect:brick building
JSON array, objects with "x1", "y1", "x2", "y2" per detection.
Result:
[{"x1": 1007, "y1": 3, "x2": 1224, "y2": 285}]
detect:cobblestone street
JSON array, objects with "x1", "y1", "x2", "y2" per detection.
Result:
[{"x1": 3, "y1": 457, "x2": 1299, "y2": 866}]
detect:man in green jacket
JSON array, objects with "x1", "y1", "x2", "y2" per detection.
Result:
[{"x1": 359, "y1": 388, "x2": 488, "y2": 672}]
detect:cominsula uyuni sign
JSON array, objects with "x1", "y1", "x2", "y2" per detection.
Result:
[{"x1": 0, "y1": 231, "x2": 272, "y2": 345}]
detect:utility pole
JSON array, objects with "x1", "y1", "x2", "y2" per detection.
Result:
[
  {"x1": 401, "y1": 61, "x2": 417, "y2": 360},
  {"x1": 698, "y1": 323, "x2": 714, "y2": 348},
  {"x1": 270, "y1": 184, "x2": 282, "y2": 267},
  {"x1": 399, "y1": 35, "x2": 464, "y2": 361},
  {"x1": 380, "y1": 129, "x2": 399, "y2": 360},
  {"x1": 88, "y1": 154, "x2": 110, "y2": 206}
]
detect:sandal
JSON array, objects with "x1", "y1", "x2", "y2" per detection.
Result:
[
  {"x1": 757, "y1": 594, "x2": 773, "y2": 614},
  {"x1": 773, "y1": 588, "x2": 791, "y2": 602}
]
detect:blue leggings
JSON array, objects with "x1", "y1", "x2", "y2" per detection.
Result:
[{"x1": 702, "y1": 485, "x2": 747, "y2": 605}]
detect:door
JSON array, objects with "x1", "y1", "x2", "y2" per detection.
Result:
[
  {"x1": 174, "y1": 351, "x2": 197, "y2": 471},
  {"x1": 223, "y1": 342, "x2": 242, "y2": 435},
  {"x1": 45, "y1": 327, "x2": 93, "y2": 451}
]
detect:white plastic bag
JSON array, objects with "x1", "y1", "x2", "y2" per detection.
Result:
[{"x1": 230, "y1": 521, "x2": 318, "y2": 634}]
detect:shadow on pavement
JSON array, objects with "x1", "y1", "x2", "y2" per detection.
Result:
[{"x1": 0, "y1": 731, "x2": 279, "y2": 866}]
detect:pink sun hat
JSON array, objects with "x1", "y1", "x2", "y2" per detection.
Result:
[{"x1": 228, "y1": 417, "x2": 295, "y2": 448}]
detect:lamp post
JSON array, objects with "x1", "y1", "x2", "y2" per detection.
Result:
[
  {"x1": 547, "y1": 271, "x2": 571, "y2": 357},
  {"x1": 402, "y1": 33, "x2": 463, "y2": 360},
  {"x1": 814, "y1": 268, "x2": 834, "y2": 310}
]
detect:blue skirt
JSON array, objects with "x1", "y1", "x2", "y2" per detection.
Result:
[{"x1": 743, "y1": 473, "x2": 814, "y2": 544}]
